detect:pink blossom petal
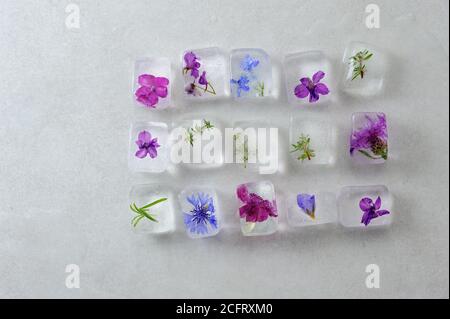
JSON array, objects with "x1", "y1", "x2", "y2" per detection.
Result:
[
  {"x1": 147, "y1": 146, "x2": 158, "y2": 158},
  {"x1": 294, "y1": 84, "x2": 309, "y2": 98},
  {"x1": 154, "y1": 86, "x2": 168, "y2": 98},
  {"x1": 312, "y1": 71, "x2": 325, "y2": 84},
  {"x1": 138, "y1": 130, "x2": 152, "y2": 143},
  {"x1": 154, "y1": 77, "x2": 169, "y2": 87},
  {"x1": 135, "y1": 148, "x2": 148, "y2": 158},
  {"x1": 236, "y1": 185, "x2": 250, "y2": 202},
  {"x1": 138, "y1": 74, "x2": 155, "y2": 87}
]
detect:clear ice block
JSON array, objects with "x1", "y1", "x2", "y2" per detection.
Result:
[
  {"x1": 179, "y1": 187, "x2": 221, "y2": 239},
  {"x1": 284, "y1": 51, "x2": 333, "y2": 106},
  {"x1": 129, "y1": 184, "x2": 175, "y2": 234},
  {"x1": 230, "y1": 48, "x2": 272, "y2": 99},
  {"x1": 128, "y1": 122, "x2": 169, "y2": 173},
  {"x1": 350, "y1": 112, "x2": 388, "y2": 165},
  {"x1": 171, "y1": 118, "x2": 224, "y2": 169},
  {"x1": 133, "y1": 57, "x2": 171, "y2": 109},
  {"x1": 289, "y1": 115, "x2": 336, "y2": 166},
  {"x1": 236, "y1": 181, "x2": 278, "y2": 236},
  {"x1": 182, "y1": 47, "x2": 228, "y2": 99},
  {"x1": 287, "y1": 191, "x2": 337, "y2": 227},
  {"x1": 340, "y1": 42, "x2": 386, "y2": 96},
  {"x1": 337, "y1": 185, "x2": 393, "y2": 228}
]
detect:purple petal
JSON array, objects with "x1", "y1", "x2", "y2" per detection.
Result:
[
  {"x1": 314, "y1": 83, "x2": 329, "y2": 95},
  {"x1": 190, "y1": 68, "x2": 199, "y2": 79},
  {"x1": 294, "y1": 84, "x2": 309, "y2": 98},
  {"x1": 309, "y1": 90, "x2": 319, "y2": 103},
  {"x1": 361, "y1": 211, "x2": 371, "y2": 226},
  {"x1": 374, "y1": 196, "x2": 382, "y2": 210},
  {"x1": 154, "y1": 86, "x2": 168, "y2": 98},
  {"x1": 300, "y1": 77, "x2": 311, "y2": 86},
  {"x1": 138, "y1": 74, "x2": 155, "y2": 87},
  {"x1": 312, "y1": 71, "x2": 325, "y2": 84},
  {"x1": 236, "y1": 185, "x2": 249, "y2": 202},
  {"x1": 153, "y1": 76, "x2": 169, "y2": 87},
  {"x1": 147, "y1": 146, "x2": 158, "y2": 158},
  {"x1": 359, "y1": 197, "x2": 373, "y2": 212},
  {"x1": 135, "y1": 148, "x2": 148, "y2": 158},
  {"x1": 138, "y1": 130, "x2": 152, "y2": 143},
  {"x1": 376, "y1": 209, "x2": 390, "y2": 217}
]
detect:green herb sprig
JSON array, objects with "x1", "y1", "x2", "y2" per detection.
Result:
[
  {"x1": 129, "y1": 197, "x2": 167, "y2": 227},
  {"x1": 350, "y1": 50, "x2": 373, "y2": 80},
  {"x1": 255, "y1": 82, "x2": 265, "y2": 97},
  {"x1": 185, "y1": 119, "x2": 214, "y2": 146},
  {"x1": 291, "y1": 134, "x2": 315, "y2": 162}
]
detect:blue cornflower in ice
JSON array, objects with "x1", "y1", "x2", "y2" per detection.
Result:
[
  {"x1": 230, "y1": 75, "x2": 250, "y2": 97},
  {"x1": 184, "y1": 192, "x2": 218, "y2": 235},
  {"x1": 240, "y1": 54, "x2": 259, "y2": 72}
]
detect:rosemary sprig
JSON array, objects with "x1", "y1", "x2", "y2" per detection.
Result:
[
  {"x1": 129, "y1": 197, "x2": 167, "y2": 227},
  {"x1": 185, "y1": 119, "x2": 214, "y2": 146},
  {"x1": 255, "y1": 82, "x2": 265, "y2": 97},
  {"x1": 291, "y1": 134, "x2": 315, "y2": 162},
  {"x1": 350, "y1": 49, "x2": 373, "y2": 80}
]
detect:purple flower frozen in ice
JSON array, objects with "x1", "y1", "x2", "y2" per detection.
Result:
[
  {"x1": 183, "y1": 51, "x2": 201, "y2": 78},
  {"x1": 240, "y1": 54, "x2": 260, "y2": 72},
  {"x1": 198, "y1": 71, "x2": 208, "y2": 86},
  {"x1": 135, "y1": 74, "x2": 169, "y2": 108},
  {"x1": 359, "y1": 196, "x2": 390, "y2": 226},
  {"x1": 294, "y1": 71, "x2": 330, "y2": 103},
  {"x1": 236, "y1": 185, "x2": 278, "y2": 223},
  {"x1": 135, "y1": 130, "x2": 160, "y2": 159},
  {"x1": 350, "y1": 113, "x2": 388, "y2": 160},
  {"x1": 297, "y1": 193, "x2": 316, "y2": 219}
]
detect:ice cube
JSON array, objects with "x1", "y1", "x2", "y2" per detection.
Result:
[
  {"x1": 182, "y1": 47, "x2": 229, "y2": 99},
  {"x1": 289, "y1": 115, "x2": 336, "y2": 166},
  {"x1": 133, "y1": 57, "x2": 171, "y2": 109},
  {"x1": 128, "y1": 122, "x2": 169, "y2": 173},
  {"x1": 350, "y1": 112, "x2": 388, "y2": 165},
  {"x1": 337, "y1": 185, "x2": 393, "y2": 228},
  {"x1": 340, "y1": 42, "x2": 386, "y2": 96},
  {"x1": 129, "y1": 184, "x2": 175, "y2": 234},
  {"x1": 230, "y1": 48, "x2": 272, "y2": 99},
  {"x1": 287, "y1": 191, "x2": 337, "y2": 227},
  {"x1": 284, "y1": 51, "x2": 334, "y2": 106},
  {"x1": 236, "y1": 181, "x2": 278, "y2": 236},
  {"x1": 178, "y1": 187, "x2": 221, "y2": 238}
]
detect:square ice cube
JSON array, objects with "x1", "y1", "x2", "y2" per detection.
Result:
[
  {"x1": 182, "y1": 47, "x2": 228, "y2": 99},
  {"x1": 287, "y1": 192, "x2": 337, "y2": 227},
  {"x1": 178, "y1": 187, "x2": 221, "y2": 238},
  {"x1": 340, "y1": 42, "x2": 386, "y2": 96},
  {"x1": 129, "y1": 184, "x2": 175, "y2": 234},
  {"x1": 133, "y1": 57, "x2": 171, "y2": 109},
  {"x1": 230, "y1": 48, "x2": 272, "y2": 99},
  {"x1": 236, "y1": 181, "x2": 278, "y2": 236},
  {"x1": 350, "y1": 112, "x2": 388, "y2": 165},
  {"x1": 128, "y1": 122, "x2": 169, "y2": 173},
  {"x1": 171, "y1": 118, "x2": 224, "y2": 169},
  {"x1": 232, "y1": 121, "x2": 279, "y2": 174},
  {"x1": 289, "y1": 115, "x2": 336, "y2": 166},
  {"x1": 284, "y1": 51, "x2": 333, "y2": 106},
  {"x1": 337, "y1": 185, "x2": 393, "y2": 228}
]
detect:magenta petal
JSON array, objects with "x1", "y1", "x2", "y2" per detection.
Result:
[
  {"x1": 190, "y1": 68, "x2": 199, "y2": 79},
  {"x1": 147, "y1": 146, "x2": 158, "y2": 158},
  {"x1": 359, "y1": 197, "x2": 373, "y2": 212},
  {"x1": 138, "y1": 74, "x2": 155, "y2": 87},
  {"x1": 300, "y1": 77, "x2": 311, "y2": 86},
  {"x1": 154, "y1": 86, "x2": 168, "y2": 98},
  {"x1": 154, "y1": 77, "x2": 169, "y2": 87},
  {"x1": 314, "y1": 83, "x2": 329, "y2": 95},
  {"x1": 135, "y1": 148, "x2": 148, "y2": 158},
  {"x1": 376, "y1": 209, "x2": 390, "y2": 216},
  {"x1": 294, "y1": 84, "x2": 309, "y2": 98},
  {"x1": 374, "y1": 196, "x2": 382, "y2": 210},
  {"x1": 237, "y1": 185, "x2": 250, "y2": 202},
  {"x1": 138, "y1": 130, "x2": 152, "y2": 143},
  {"x1": 312, "y1": 71, "x2": 325, "y2": 84}
]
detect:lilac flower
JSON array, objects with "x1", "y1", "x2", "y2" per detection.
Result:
[
  {"x1": 240, "y1": 54, "x2": 259, "y2": 72},
  {"x1": 230, "y1": 75, "x2": 250, "y2": 97},
  {"x1": 184, "y1": 193, "x2": 218, "y2": 235},
  {"x1": 350, "y1": 113, "x2": 388, "y2": 160},
  {"x1": 198, "y1": 71, "x2": 208, "y2": 86},
  {"x1": 237, "y1": 185, "x2": 278, "y2": 223},
  {"x1": 359, "y1": 196, "x2": 390, "y2": 226},
  {"x1": 294, "y1": 71, "x2": 330, "y2": 103},
  {"x1": 135, "y1": 130, "x2": 160, "y2": 159},
  {"x1": 134, "y1": 74, "x2": 169, "y2": 108},
  {"x1": 297, "y1": 193, "x2": 316, "y2": 219},
  {"x1": 183, "y1": 51, "x2": 201, "y2": 78}
]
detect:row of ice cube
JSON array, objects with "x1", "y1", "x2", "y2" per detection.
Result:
[
  {"x1": 133, "y1": 42, "x2": 386, "y2": 109},
  {"x1": 130, "y1": 182, "x2": 393, "y2": 237},
  {"x1": 129, "y1": 112, "x2": 389, "y2": 173}
]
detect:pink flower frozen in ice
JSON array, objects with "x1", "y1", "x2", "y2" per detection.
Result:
[{"x1": 135, "y1": 74, "x2": 169, "y2": 108}]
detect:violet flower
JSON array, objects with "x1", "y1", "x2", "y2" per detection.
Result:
[
  {"x1": 359, "y1": 196, "x2": 390, "y2": 226},
  {"x1": 294, "y1": 71, "x2": 330, "y2": 103},
  {"x1": 184, "y1": 193, "x2": 218, "y2": 235},
  {"x1": 135, "y1": 130, "x2": 160, "y2": 159},
  {"x1": 237, "y1": 185, "x2": 278, "y2": 223},
  {"x1": 135, "y1": 74, "x2": 169, "y2": 108},
  {"x1": 183, "y1": 52, "x2": 201, "y2": 78},
  {"x1": 240, "y1": 54, "x2": 260, "y2": 72},
  {"x1": 297, "y1": 193, "x2": 316, "y2": 219},
  {"x1": 230, "y1": 75, "x2": 250, "y2": 97},
  {"x1": 350, "y1": 113, "x2": 388, "y2": 160}
]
